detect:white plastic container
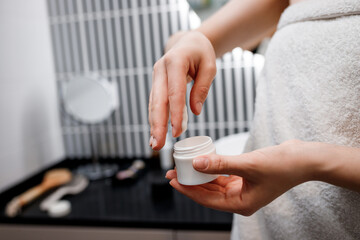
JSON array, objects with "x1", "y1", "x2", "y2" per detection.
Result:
[{"x1": 173, "y1": 136, "x2": 218, "y2": 185}]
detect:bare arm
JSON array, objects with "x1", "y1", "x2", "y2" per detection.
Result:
[
  {"x1": 302, "y1": 142, "x2": 360, "y2": 192},
  {"x1": 197, "y1": 0, "x2": 289, "y2": 57},
  {"x1": 149, "y1": 0, "x2": 289, "y2": 150},
  {"x1": 166, "y1": 140, "x2": 360, "y2": 215}
]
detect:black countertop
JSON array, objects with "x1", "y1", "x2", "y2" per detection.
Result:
[{"x1": 0, "y1": 158, "x2": 232, "y2": 231}]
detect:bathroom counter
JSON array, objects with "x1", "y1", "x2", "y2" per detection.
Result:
[{"x1": 0, "y1": 158, "x2": 232, "y2": 231}]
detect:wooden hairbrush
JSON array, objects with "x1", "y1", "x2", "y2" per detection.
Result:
[{"x1": 5, "y1": 168, "x2": 72, "y2": 217}]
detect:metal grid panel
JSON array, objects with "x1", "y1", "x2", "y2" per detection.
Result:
[{"x1": 47, "y1": 0, "x2": 263, "y2": 158}]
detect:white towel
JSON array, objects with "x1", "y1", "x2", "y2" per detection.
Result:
[
  {"x1": 231, "y1": 0, "x2": 360, "y2": 239},
  {"x1": 214, "y1": 132, "x2": 249, "y2": 156}
]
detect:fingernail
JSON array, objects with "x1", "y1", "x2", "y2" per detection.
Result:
[
  {"x1": 193, "y1": 158, "x2": 208, "y2": 170},
  {"x1": 149, "y1": 136, "x2": 153, "y2": 147},
  {"x1": 196, "y1": 102, "x2": 203, "y2": 114},
  {"x1": 152, "y1": 137, "x2": 158, "y2": 148}
]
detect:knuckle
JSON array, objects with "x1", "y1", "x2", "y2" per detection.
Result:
[
  {"x1": 152, "y1": 118, "x2": 167, "y2": 129},
  {"x1": 151, "y1": 99, "x2": 168, "y2": 112},
  {"x1": 196, "y1": 86, "x2": 210, "y2": 99},
  {"x1": 152, "y1": 59, "x2": 163, "y2": 75},
  {"x1": 168, "y1": 88, "x2": 184, "y2": 100},
  {"x1": 163, "y1": 52, "x2": 176, "y2": 66},
  {"x1": 153, "y1": 61, "x2": 160, "y2": 72},
  {"x1": 168, "y1": 90, "x2": 178, "y2": 101},
  {"x1": 168, "y1": 86, "x2": 176, "y2": 97},
  {"x1": 164, "y1": 52, "x2": 186, "y2": 68},
  {"x1": 206, "y1": 62, "x2": 217, "y2": 75},
  {"x1": 214, "y1": 156, "x2": 228, "y2": 172}
]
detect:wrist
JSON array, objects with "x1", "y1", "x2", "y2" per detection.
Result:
[
  {"x1": 288, "y1": 140, "x2": 338, "y2": 183},
  {"x1": 281, "y1": 140, "x2": 321, "y2": 184},
  {"x1": 164, "y1": 31, "x2": 188, "y2": 52},
  {"x1": 194, "y1": 27, "x2": 219, "y2": 57}
]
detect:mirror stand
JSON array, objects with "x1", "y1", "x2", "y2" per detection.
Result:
[
  {"x1": 76, "y1": 125, "x2": 118, "y2": 181},
  {"x1": 63, "y1": 76, "x2": 119, "y2": 180}
]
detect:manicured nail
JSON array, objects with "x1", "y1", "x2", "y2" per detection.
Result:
[
  {"x1": 196, "y1": 102, "x2": 203, "y2": 114},
  {"x1": 193, "y1": 158, "x2": 208, "y2": 170},
  {"x1": 149, "y1": 136, "x2": 154, "y2": 147}
]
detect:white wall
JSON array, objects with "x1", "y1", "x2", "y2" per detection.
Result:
[{"x1": 0, "y1": 0, "x2": 64, "y2": 191}]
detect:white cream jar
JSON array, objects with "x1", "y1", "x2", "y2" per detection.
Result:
[{"x1": 173, "y1": 136, "x2": 218, "y2": 185}]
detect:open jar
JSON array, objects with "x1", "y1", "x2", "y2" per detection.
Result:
[{"x1": 173, "y1": 136, "x2": 218, "y2": 185}]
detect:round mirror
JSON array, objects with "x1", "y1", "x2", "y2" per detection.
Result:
[
  {"x1": 62, "y1": 75, "x2": 119, "y2": 180},
  {"x1": 63, "y1": 76, "x2": 118, "y2": 124}
]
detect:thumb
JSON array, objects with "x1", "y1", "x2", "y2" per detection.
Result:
[{"x1": 193, "y1": 154, "x2": 248, "y2": 176}]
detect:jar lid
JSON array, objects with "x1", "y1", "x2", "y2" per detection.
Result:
[{"x1": 174, "y1": 136, "x2": 213, "y2": 155}]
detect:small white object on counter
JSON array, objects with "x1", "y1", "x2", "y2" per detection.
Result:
[
  {"x1": 173, "y1": 136, "x2": 218, "y2": 185},
  {"x1": 48, "y1": 200, "x2": 71, "y2": 218},
  {"x1": 40, "y1": 174, "x2": 88, "y2": 211}
]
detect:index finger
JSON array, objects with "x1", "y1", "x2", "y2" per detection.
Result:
[
  {"x1": 165, "y1": 55, "x2": 188, "y2": 137},
  {"x1": 149, "y1": 60, "x2": 170, "y2": 150}
]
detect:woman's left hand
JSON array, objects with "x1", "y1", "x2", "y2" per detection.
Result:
[{"x1": 166, "y1": 140, "x2": 313, "y2": 216}]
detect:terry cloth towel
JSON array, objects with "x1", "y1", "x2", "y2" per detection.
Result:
[{"x1": 231, "y1": 0, "x2": 360, "y2": 240}]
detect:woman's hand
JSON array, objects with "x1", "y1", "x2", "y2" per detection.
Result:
[
  {"x1": 167, "y1": 139, "x2": 360, "y2": 215},
  {"x1": 166, "y1": 140, "x2": 313, "y2": 215},
  {"x1": 149, "y1": 31, "x2": 217, "y2": 150}
]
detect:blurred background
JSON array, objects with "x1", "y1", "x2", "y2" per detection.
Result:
[
  {"x1": 0, "y1": 0, "x2": 265, "y2": 190},
  {"x1": 0, "y1": 0, "x2": 266, "y2": 239}
]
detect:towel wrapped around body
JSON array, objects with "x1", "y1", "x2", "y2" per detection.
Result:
[{"x1": 231, "y1": 0, "x2": 360, "y2": 239}]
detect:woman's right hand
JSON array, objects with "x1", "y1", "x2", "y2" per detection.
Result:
[{"x1": 149, "y1": 31, "x2": 217, "y2": 150}]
